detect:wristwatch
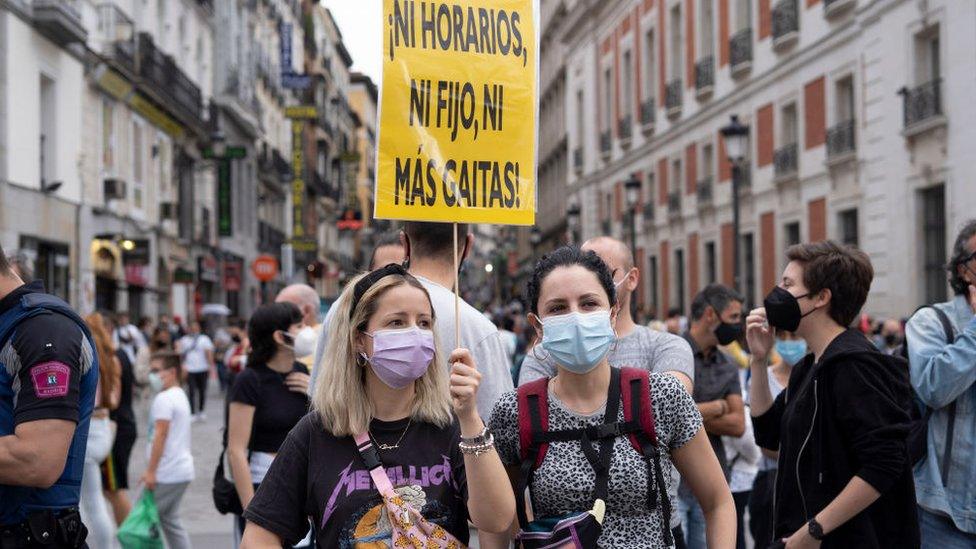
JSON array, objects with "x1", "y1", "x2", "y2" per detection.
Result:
[{"x1": 807, "y1": 518, "x2": 825, "y2": 540}]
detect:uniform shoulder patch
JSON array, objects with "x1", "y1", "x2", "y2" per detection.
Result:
[{"x1": 29, "y1": 361, "x2": 71, "y2": 398}]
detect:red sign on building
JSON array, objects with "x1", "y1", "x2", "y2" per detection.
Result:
[{"x1": 223, "y1": 261, "x2": 243, "y2": 291}]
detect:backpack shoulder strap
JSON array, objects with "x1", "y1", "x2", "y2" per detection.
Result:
[
  {"x1": 929, "y1": 306, "x2": 955, "y2": 343},
  {"x1": 619, "y1": 367, "x2": 674, "y2": 547},
  {"x1": 517, "y1": 377, "x2": 551, "y2": 468}
]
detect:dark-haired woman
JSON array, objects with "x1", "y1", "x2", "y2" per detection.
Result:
[
  {"x1": 483, "y1": 246, "x2": 735, "y2": 548},
  {"x1": 227, "y1": 302, "x2": 312, "y2": 543}
]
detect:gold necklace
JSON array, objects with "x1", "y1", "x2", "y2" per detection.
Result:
[{"x1": 369, "y1": 417, "x2": 412, "y2": 451}]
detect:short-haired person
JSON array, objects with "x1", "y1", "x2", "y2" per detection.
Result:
[
  {"x1": 483, "y1": 247, "x2": 734, "y2": 548},
  {"x1": 311, "y1": 223, "x2": 514, "y2": 420},
  {"x1": 227, "y1": 302, "x2": 311, "y2": 539},
  {"x1": 747, "y1": 241, "x2": 919, "y2": 547},
  {"x1": 141, "y1": 352, "x2": 194, "y2": 549},
  {"x1": 906, "y1": 219, "x2": 976, "y2": 546},
  {"x1": 275, "y1": 284, "x2": 322, "y2": 373},
  {"x1": 679, "y1": 284, "x2": 747, "y2": 549},
  {"x1": 241, "y1": 265, "x2": 515, "y2": 547},
  {"x1": 368, "y1": 232, "x2": 406, "y2": 270},
  {"x1": 176, "y1": 320, "x2": 215, "y2": 421}
]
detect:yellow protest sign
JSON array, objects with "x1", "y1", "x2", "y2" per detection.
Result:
[{"x1": 375, "y1": 0, "x2": 538, "y2": 226}]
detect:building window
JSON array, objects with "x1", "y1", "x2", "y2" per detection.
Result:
[
  {"x1": 705, "y1": 241, "x2": 717, "y2": 284},
  {"x1": 39, "y1": 75, "x2": 56, "y2": 187},
  {"x1": 649, "y1": 255, "x2": 659, "y2": 317},
  {"x1": 736, "y1": 0, "x2": 752, "y2": 32},
  {"x1": 675, "y1": 248, "x2": 686, "y2": 314},
  {"x1": 671, "y1": 158, "x2": 682, "y2": 193},
  {"x1": 669, "y1": 5, "x2": 683, "y2": 81},
  {"x1": 835, "y1": 75, "x2": 855, "y2": 123},
  {"x1": 576, "y1": 89, "x2": 584, "y2": 146},
  {"x1": 603, "y1": 67, "x2": 613, "y2": 131},
  {"x1": 839, "y1": 208, "x2": 859, "y2": 247},
  {"x1": 742, "y1": 232, "x2": 756, "y2": 307},
  {"x1": 622, "y1": 50, "x2": 633, "y2": 120},
  {"x1": 18, "y1": 236, "x2": 70, "y2": 302},
  {"x1": 699, "y1": 0, "x2": 714, "y2": 57},
  {"x1": 132, "y1": 121, "x2": 144, "y2": 211},
  {"x1": 644, "y1": 29, "x2": 656, "y2": 97},
  {"x1": 782, "y1": 102, "x2": 798, "y2": 146},
  {"x1": 914, "y1": 26, "x2": 940, "y2": 85},
  {"x1": 785, "y1": 221, "x2": 801, "y2": 248},
  {"x1": 102, "y1": 100, "x2": 114, "y2": 170},
  {"x1": 920, "y1": 185, "x2": 947, "y2": 303},
  {"x1": 701, "y1": 143, "x2": 714, "y2": 180}
]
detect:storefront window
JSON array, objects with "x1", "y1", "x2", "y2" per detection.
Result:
[{"x1": 18, "y1": 236, "x2": 70, "y2": 302}]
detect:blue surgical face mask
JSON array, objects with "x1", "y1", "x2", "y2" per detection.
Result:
[
  {"x1": 775, "y1": 339, "x2": 808, "y2": 366},
  {"x1": 148, "y1": 372, "x2": 164, "y2": 393},
  {"x1": 541, "y1": 310, "x2": 616, "y2": 374}
]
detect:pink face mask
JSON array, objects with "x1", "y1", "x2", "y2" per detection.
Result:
[{"x1": 361, "y1": 327, "x2": 436, "y2": 389}]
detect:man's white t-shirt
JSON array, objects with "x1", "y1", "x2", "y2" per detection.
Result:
[
  {"x1": 177, "y1": 334, "x2": 214, "y2": 374},
  {"x1": 147, "y1": 387, "x2": 195, "y2": 484}
]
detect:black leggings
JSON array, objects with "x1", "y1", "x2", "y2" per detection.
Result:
[
  {"x1": 733, "y1": 490, "x2": 751, "y2": 549},
  {"x1": 749, "y1": 470, "x2": 777, "y2": 549},
  {"x1": 186, "y1": 372, "x2": 208, "y2": 414}
]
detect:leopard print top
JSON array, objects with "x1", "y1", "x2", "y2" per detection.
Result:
[{"x1": 488, "y1": 372, "x2": 703, "y2": 548}]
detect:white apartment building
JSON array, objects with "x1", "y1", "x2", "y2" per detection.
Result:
[{"x1": 564, "y1": 0, "x2": 976, "y2": 319}]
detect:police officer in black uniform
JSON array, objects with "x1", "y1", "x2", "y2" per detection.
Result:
[{"x1": 0, "y1": 244, "x2": 97, "y2": 548}]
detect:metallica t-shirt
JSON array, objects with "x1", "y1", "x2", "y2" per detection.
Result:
[{"x1": 243, "y1": 412, "x2": 470, "y2": 548}]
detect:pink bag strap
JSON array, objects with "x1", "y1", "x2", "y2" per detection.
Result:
[{"x1": 353, "y1": 433, "x2": 395, "y2": 496}]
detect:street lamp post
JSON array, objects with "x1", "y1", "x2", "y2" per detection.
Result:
[
  {"x1": 720, "y1": 115, "x2": 750, "y2": 294},
  {"x1": 566, "y1": 202, "x2": 581, "y2": 244}
]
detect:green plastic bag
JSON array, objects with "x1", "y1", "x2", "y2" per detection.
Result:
[{"x1": 117, "y1": 490, "x2": 165, "y2": 549}]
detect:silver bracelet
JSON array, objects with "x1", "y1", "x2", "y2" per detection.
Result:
[
  {"x1": 460, "y1": 426, "x2": 490, "y2": 446},
  {"x1": 459, "y1": 431, "x2": 495, "y2": 455}
]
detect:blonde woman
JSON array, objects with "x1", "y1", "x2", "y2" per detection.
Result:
[{"x1": 241, "y1": 264, "x2": 515, "y2": 547}]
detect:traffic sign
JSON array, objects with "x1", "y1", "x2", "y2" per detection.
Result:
[{"x1": 251, "y1": 255, "x2": 280, "y2": 282}]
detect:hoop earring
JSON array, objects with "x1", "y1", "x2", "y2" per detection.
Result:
[{"x1": 356, "y1": 352, "x2": 368, "y2": 367}]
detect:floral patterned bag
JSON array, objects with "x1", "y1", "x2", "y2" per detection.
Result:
[{"x1": 353, "y1": 433, "x2": 467, "y2": 548}]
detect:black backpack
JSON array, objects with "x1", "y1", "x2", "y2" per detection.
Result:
[{"x1": 899, "y1": 306, "x2": 957, "y2": 480}]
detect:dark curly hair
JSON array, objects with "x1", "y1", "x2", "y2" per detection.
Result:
[
  {"x1": 948, "y1": 219, "x2": 976, "y2": 296},
  {"x1": 526, "y1": 246, "x2": 617, "y2": 315},
  {"x1": 247, "y1": 302, "x2": 303, "y2": 367}
]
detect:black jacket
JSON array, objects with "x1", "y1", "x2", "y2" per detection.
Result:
[{"x1": 752, "y1": 329, "x2": 919, "y2": 548}]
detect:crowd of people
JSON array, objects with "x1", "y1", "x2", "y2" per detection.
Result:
[{"x1": 0, "y1": 218, "x2": 974, "y2": 548}]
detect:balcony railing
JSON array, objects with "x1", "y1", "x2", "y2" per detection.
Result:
[
  {"x1": 599, "y1": 130, "x2": 612, "y2": 157},
  {"x1": 899, "y1": 78, "x2": 943, "y2": 130},
  {"x1": 697, "y1": 177, "x2": 713, "y2": 205},
  {"x1": 695, "y1": 56, "x2": 715, "y2": 95},
  {"x1": 642, "y1": 202, "x2": 656, "y2": 223},
  {"x1": 772, "y1": 0, "x2": 799, "y2": 45},
  {"x1": 573, "y1": 147, "x2": 583, "y2": 172},
  {"x1": 665, "y1": 80, "x2": 683, "y2": 116},
  {"x1": 730, "y1": 29, "x2": 753, "y2": 74},
  {"x1": 136, "y1": 33, "x2": 203, "y2": 125},
  {"x1": 667, "y1": 192, "x2": 681, "y2": 216},
  {"x1": 640, "y1": 97, "x2": 656, "y2": 128},
  {"x1": 774, "y1": 143, "x2": 799, "y2": 180},
  {"x1": 618, "y1": 115, "x2": 633, "y2": 142},
  {"x1": 826, "y1": 119, "x2": 856, "y2": 159},
  {"x1": 33, "y1": 0, "x2": 87, "y2": 45}
]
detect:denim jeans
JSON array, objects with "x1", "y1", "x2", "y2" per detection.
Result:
[
  {"x1": 678, "y1": 488, "x2": 707, "y2": 549},
  {"x1": 79, "y1": 416, "x2": 117, "y2": 549},
  {"x1": 920, "y1": 506, "x2": 976, "y2": 549}
]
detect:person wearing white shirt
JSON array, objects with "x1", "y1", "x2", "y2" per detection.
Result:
[
  {"x1": 176, "y1": 320, "x2": 215, "y2": 421},
  {"x1": 141, "y1": 352, "x2": 195, "y2": 549}
]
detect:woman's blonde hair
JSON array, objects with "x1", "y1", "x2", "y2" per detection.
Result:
[
  {"x1": 84, "y1": 312, "x2": 120, "y2": 410},
  {"x1": 313, "y1": 271, "x2": 452, "y2": 436}
]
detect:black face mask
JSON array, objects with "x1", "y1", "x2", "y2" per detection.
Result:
[
  {"x1": 231, "y1": 335, "x2": 242, "y2": 343},
  {"x1": 714, "y1": 321, "x2": 742, "y2": 346},
  {"x1": 883, "y1": 333, "x2": 900, "y2": 347},
  {"x1": 763, "y1": 286, "x2": 814, "y2": 332}
]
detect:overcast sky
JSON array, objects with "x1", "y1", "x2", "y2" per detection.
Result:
[{"x1": 323, "y1": 1, "x2": 382, "y2": 84}]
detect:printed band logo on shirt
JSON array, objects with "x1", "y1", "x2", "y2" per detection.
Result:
[{"x1": 30, "y1": 361, "x2": 71, "y2": 398}]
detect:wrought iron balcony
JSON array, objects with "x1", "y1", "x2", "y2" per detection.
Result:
[
  {"x1": 33, "y1": 0, "x2": 87, "y2": 46},
  {"x1": 618, "y1": 115, "x2": 633, "y2": 143},
  {"x1": 730, "y1": 29, "x2": 753, "y2": 74},
  {"x1": 136, "y1": 33, "x2": 203, "y2": 126},
  {"x1": 642, "y1": 202, "x2": 656, "y2": 223},
  {"x1": 599, "y1": 130, "x2": 612, "y2": 157},
  {"x1": 899, "y1": 78, "x2": 944, "y2": 130},
  {"x1": 697, "y1": 177, "x2": 713, "y2": 205},
  {"x1": 573, "y1": 147, "x2": 583, "y2": 172},
  {"x1": 640, "y1": 97, "x2": 656, "y2": 128},
  {"x1": 774, "y1": 143, "x2": 799, "y2": 180},
  {"x1": 695, "y1": 56, "x2": 715, "y2": 96},
  {"x1": 258, "y1": 221, "x2": 286, "y2": 256},
  {"x1": 665, "y1": 80, "x2": 683, "y2": 117},
  {"x1": 826, "y1": 119, "x2": 856, "y2": 160},
  {"x1": 667, "y1": 192, "x2": 681, "y2": 216},
  {"x1": 772, "y1": 0, "x2": 799, "y2": 47}
]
